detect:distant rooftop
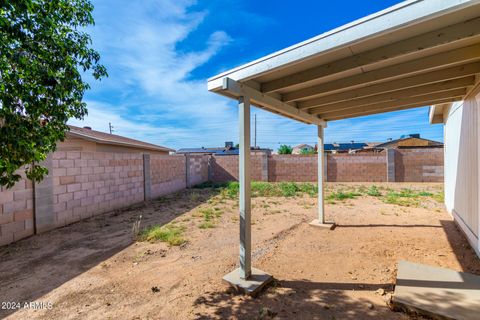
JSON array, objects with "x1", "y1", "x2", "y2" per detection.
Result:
[{"x1": 68, "y1": 125, "x2": 174, "y2": 153}]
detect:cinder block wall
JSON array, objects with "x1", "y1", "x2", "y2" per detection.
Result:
[
  {"x1": 187, "y1": 155, "x2": 209, "y2": 186},
  {"x1": 327, "y1": 153, "x2": 387, "y2": 182},
  {"x1": 210, "y1": 155, "x2": 264, "y2": 182},
  {"x1": 150, "y1": 154, "x2": 186, "y2": 198},
  {"x1": 395, "y1": 149, "x2": 444, "y2": 182},
  {"x1": 0, "y1": 173, "x2": 34, "y2": 246},
  {"x1": 268, "y1": 155, "x2": 317, "y2": 182},
  {"x1": 0, "y1": 151, "x2": 204, "y2": 247},
  {"x1": 210, "y1": 149, "x2": 443, "y2": 183},
  {"x1": 51, "y1": 151, "x2": 144, "y2": 229}
]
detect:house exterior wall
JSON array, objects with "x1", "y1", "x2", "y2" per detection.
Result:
[{"x1": 443, "y1": 86, "x2": 480, "y2": 256}]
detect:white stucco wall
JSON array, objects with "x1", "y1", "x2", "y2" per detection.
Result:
[{"x1": 443, "y1": 86, "x2": 480, "y2": 256}]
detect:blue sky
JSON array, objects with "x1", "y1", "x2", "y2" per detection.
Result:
[{"x1": 69, "y1": 0, "x2": 444, "y2": 150}]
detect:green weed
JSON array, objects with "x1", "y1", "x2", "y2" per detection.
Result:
[{"x1": 138, "y1": 224, "x2": 186, "y2": 246}]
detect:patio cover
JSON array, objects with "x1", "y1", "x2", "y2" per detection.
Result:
[{"x1": 207, "y1": 0, "x2": 480, "y2": 293}]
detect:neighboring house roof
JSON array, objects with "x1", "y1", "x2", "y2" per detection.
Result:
[
  {"x1": 375, "y1": 136, "x2": 443, "y2": 149},
  {"x1": 324, "y1": 143, "x2": 368, "y2": 152},
  {"x1": 67, "y1": 125, "x2": 174, "y2": 153},
  {"x1": 293, "y1": 144, "x2": 314, "y2": 150}
]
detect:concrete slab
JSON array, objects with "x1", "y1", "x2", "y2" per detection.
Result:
[
  {"x1": 393, "y1": 260, "x2": 480, "y2": 320},
  {"x1": 309, "y1": 219, "x2": 336, "y2": 230},
  {"x1": 223, "y1": 267, "x2": 273, "y2": 296}
]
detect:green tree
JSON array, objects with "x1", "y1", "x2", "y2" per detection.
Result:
[
  {"x1": 277, "y1": 145, "x2": 293, "y2": 154},
  {"x1": 0, "y1": 0, "x2": 107, "y2": 188},
  {"x1": 300, "y1": 148, "x2": 316, "y2": 155}
]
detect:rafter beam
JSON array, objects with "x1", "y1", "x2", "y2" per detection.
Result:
[
  {"x1": 326, "y1": 96, "x2": 463, "y2": 121},
  {"x1": 316, "y1": 88, "x2": 466, "y2": 119},
  {"x1": 221, "y1": 78, "x2": 325, "y2": 126},
  {"x1": 283, "y1": 43, "x2": 480, "y2": 102},
  {"x1": 306, "y1": 77, "x2": 473, "y2": 114},
  {"x1": 261, "y1": 18, "x2": 480, "y2": 93},
  {"x1": 297, "y1": 62, "x2": 480, "y2": 109}
]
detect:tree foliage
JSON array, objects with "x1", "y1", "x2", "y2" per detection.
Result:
[
  {"x1": 300, "y1": 148, "x2": 316, "y2": 155},
  {"x1": 0, "y1": 0, "x2": 107, "y2": 188},
  {"x1": 277, "y1": 145, "x2": 293, "y2": 155}
]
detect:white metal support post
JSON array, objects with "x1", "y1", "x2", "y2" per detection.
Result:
[
  {"x1": 309, "y1": 123, "x2": 335, "y2": 229},
  {"x1": 222, "y1": 94, "x2": 272, "y2": 295},
  {"x1": 239, "y1": 95, "x2": 252, "y2": 279},
  {"x1": 317, "y1": 124, "x2": 325, "y2": 223}
]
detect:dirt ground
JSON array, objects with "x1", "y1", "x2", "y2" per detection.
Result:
[{"x1": 1, "y1": 182, "x2": 479, "y2": 320}]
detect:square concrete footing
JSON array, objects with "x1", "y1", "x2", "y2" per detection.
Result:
[
  {"x1": 309, "y1": 219, "x2": 336, "y2": 230},
  {"x1": 223, "y1": 267, "x2": 273, "y2": 296}
]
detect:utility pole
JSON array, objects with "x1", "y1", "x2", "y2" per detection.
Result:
[
  {"x1": 254, "y1": 114, "x2": 257, "y2": 148},
  {"x1": 109, "y1": 122, "x2": 114, "y2": 134}
]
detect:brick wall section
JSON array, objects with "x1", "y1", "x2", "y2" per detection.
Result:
[
  {"x1": 210, "y1": 155, "x2": 263, "y2": 182},
  {"x1": 187, "y1": 155, "x2": 209, "y2": 186},
  {"x1": 0, "y1": 174, "x2": 34, "y2": 246},
  {"x1": 328, "y1": 153, "x2": 387, "y2": 182},
  {"x1": 269, "y1": 155, "x2": 317, "y2": 182},
  {"x1": 395, "y1": 148, "x2": 444, "y2": 182},
  {"x1": 150, "y1": 155, "x2": 186, "y2": 198},
  {"x1": 52, "y1": 151, "x2": 144, "y2": 227}
]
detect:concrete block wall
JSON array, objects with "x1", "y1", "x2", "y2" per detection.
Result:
[
  {"x1": 51, "y1": 151, "x2": 144, "y2": 228},
  {"x1": 327, "y1": 153, "x2": 387, "y2": 182},
  {"x1": 150, "y1": 154, "x2": 186, "y2": 198},
  {"x1": 210, "y1": 154, "x2": 265, "y2": 182},
  {"x1": 269, "y1": 155, "x2": 317, "y2": 182},
  {"x1": 187, "y1": 155, "x2": 209, "y2": 187},
  {"x1": 395, "y1": 148, "x2": 444, "y2": 182},
  {"x1": 0, "y1": 152, "x2": 201, "y2": 247},
  {"x1": 209, "y1": 149, "x2": 443, "y2": 183},
  {"x1": 0, "y1": 173, "x2": 34, "y2": 246}
]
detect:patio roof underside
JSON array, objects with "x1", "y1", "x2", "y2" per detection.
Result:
[{"x1": 208, "y1": 0, "x2": 480, "y2": 125}]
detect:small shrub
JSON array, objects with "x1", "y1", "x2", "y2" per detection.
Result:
[
  {"x1": 366, "y1": 185, "x2": 382, "y2": 197},
  {"x1": 138, "y1": 224, "x2": 186, "y2": 246}
]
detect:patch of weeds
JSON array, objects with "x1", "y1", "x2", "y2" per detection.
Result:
[
  {"x1": 383, "y1": 192, "x2": 420, "y2": 207},
  {"x1": 138, "y1": 224, "x2": 186, "y2": 246},
  {"x1": 326, "y1": 199, "x2": 336, "y2": 205},
  {"x1": 381, "y1": 188, "x2": 438, "y2": 207},
  {"x1": 366, "y1": 185, "x2": 382, "y2": 197},
  {"x1": 199, "y1": 221, "x2": 215, "y2": 229},
  {"x1": 432, "y1": 191, "x2": 444, "y2": 203},
  {"x1": 418, "y1": 191, "x2": 433, "y2": 197},
  {"x1": 326, "y1": 190, "x2": 360, "y2": 201},
  {"x1": 357, "y1": 185, "x2": 368, "y2": 194},
  {"x1": 215, "y1": 181, "x2": 318, "y2": 198},
  {"x1": 189, "y1": 192, "x2": 201, "y2": 202},
  {"x1": 196, "y1": 207, "x2": 223, "y2": 229}
]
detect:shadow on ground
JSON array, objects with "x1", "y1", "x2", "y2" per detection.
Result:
[
  {"x1": 0, "y1": 188, "x2": 219, "y2": 318},
  {"x1": 193, "y1": 279, "x2": 394, "y2": 320}
]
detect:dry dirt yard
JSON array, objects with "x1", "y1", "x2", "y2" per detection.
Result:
[{"x1": 1, "y1": 182, "x2": 479, "y2": 320}]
